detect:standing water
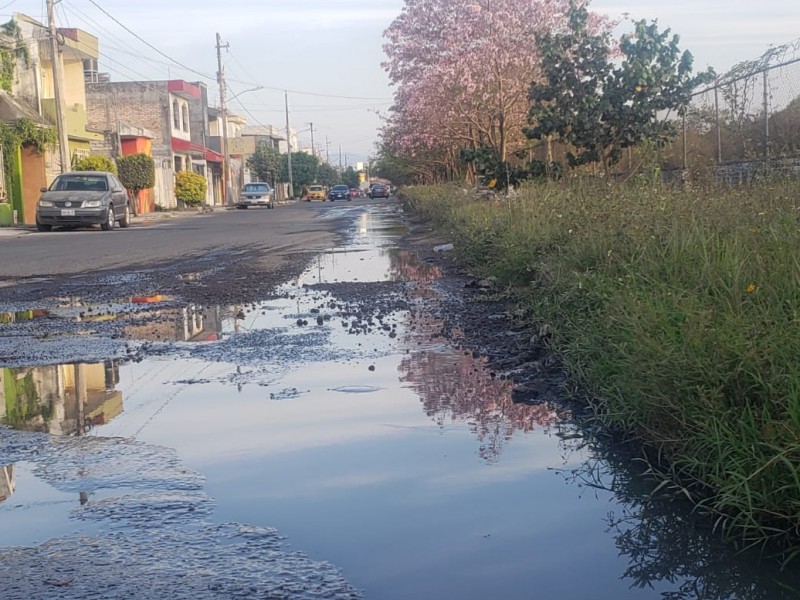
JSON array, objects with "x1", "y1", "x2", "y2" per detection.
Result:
[{"x1": 1, "y1": 204, "x2": 798, "y2": 599}]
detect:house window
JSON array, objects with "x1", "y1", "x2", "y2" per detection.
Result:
[
  {"x1": 174, "y1": 156, "x2": 182, "y2": 171},
  {"x1": 173, "y1": 100, "x2": 180, "y2": 130},
  {"x1": 182, "y1": 105, "x2": 190, "y2": 133}
]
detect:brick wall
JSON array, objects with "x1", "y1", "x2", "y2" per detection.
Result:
[{"x1": 86, "y1": 82, "x2": 171, "y2": 158}]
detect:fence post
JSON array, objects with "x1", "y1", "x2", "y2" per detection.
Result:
[
  {"x1": 714, "y1": 81, "x2": 722, "y2": 163},
  {"x1": 763, "y1": 70, "x2": 770, "y2": 158},
  {"x1": 682, "y1": 112, "x2": 688, "y2": 170}
]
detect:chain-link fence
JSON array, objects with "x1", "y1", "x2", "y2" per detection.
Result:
[{"x1": 668, "y1": 43, "x2": 800, "y2": 183}]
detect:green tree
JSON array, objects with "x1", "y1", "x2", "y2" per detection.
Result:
[
  {"x1": 116, "y1": 153, "x2": 155, "y2": 216},
  {"x1": 341, "y1": 166, "x2": 360, "y2": 188},
  {"x1": 175, "y1": 170, "x2": 207, "y2": 207},
  {"x1": 280, "y1": 152, "x2": 319, "y2": 193},
  {"x1": 526, "y1": 1, "x2": 714, "y2": 178},
  {"x1": 74, "y1": 154, "x2": 117, "y2": 175},
  {"x1": 246, "y1": 142, "x2": 282, "y2": 186},
  {"x1": 316, "y1": 162, "x2": 339, "y2": 186}
]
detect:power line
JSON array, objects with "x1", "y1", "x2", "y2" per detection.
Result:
[{"x1": 85, "y1": 0, "x2": 214, "y2": 82}]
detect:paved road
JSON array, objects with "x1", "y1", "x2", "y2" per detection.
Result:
[{"x1": 0, "y1": 201, "x2": 358, "y2": 282}]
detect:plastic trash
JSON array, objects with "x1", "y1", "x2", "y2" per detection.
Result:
[{"x1": 433, "y1": 243, "x2": 454, "y2": 253}]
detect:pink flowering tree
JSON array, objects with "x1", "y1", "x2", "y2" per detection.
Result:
[{"x1": 381, "y1": 0, "x2": 605, "y2": 182}]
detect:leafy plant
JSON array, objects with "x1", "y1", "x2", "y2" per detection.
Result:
[
  {"x1": 174, "y1": 170, "x2": 207, "y2": 206},
  {"x1": 74, "y1": 154, "x2": 117, "y2": 175},
  {"x1": 0, "y1": 19, "x2": 28, "y2": 93},
  {"x1": 527, "y1": 0, "x2": 714, "y2": 178},
  {"x1": 246, "y1": 142, "x2": 282, "y2": 186},
  {"x1": 116, "y1": 153, "x2": 155, "y2": 213}
]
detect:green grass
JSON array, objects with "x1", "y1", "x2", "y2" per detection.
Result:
[{"x1": 402, "y1": 177, "x2": 800, "y2": 557}]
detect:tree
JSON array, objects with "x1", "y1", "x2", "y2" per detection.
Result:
[
  {"x1": 175, "y1": 171, "x2": 207, "y2": 207},
  {"x1": 526, "y1": 1, "x2": 714, "y2": 178},
  {"x1": 341, "y1": 166, "x2": 359, "y2": 189},
  {"x1": 116, "y1": 153, "x2": 155, "y2": 216},
  {"x1": 316, "y1": 162, "x2": 339, "y2": 187},
  {"x1": 280, "y1": 152, "x2": 319, "y2": 191},
  {"x1": 246, "y1": 142, "x2": 282, "y2": 186},
  {"x1": 74, "y1": 154, "x2": 117, "y2": 175},
  {"x1": 382, "y1": 0, "x2": 597, "y2": 183}
]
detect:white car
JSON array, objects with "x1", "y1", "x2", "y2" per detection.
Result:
[{"x1": 238, "y1": 182, "x2": 274, "y2": 209}]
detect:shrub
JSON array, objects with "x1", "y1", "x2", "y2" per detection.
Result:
[
  {"x1": 117, "y1": 154, "x2": 155, "y2": 212},
  {"x1": 73, "y1": 154, "x2": 117, "y2": 175},
  {"x1": 175, "y1": 170, "x2": 207, "y2": 206}
]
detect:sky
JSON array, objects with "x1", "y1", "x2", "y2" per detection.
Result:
[{"x1": 2, "y1": 0, "x2": 797, "y2": 164}]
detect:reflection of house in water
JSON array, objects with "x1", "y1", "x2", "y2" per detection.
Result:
[
  {"x1": 0, "y1": 465, "x2": 14, "y2": 503},
  {"x1": 0, "y1": 361, "x2": 123, "y2": 435},
  {"x1": 124, "y1": 305, "x2": 223, "y2": 342}
]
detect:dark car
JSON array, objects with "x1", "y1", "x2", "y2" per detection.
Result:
[
  {"x1": 35, "y1": 171, "x2": 131, "y2": 232},
  {"x1": 328, "y1": 184, "x2": 350, "y2": 201},
  {"x1": 238, "y1": 182, "x2": 274, "y2": 209},
  {"x1": 369, "y1": 184, "x2": 390, "y2": 199}
]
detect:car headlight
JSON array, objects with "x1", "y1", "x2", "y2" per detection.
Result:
[
  {"x1": 38, "y1": 200, "x2": 53, "y2": 207},
  {"x1": 83, "y1": 200, "x2": 102, "y2": 208}
]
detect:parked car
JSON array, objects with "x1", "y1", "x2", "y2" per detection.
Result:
[
  {"x1": 35, "y1": 171, "x2": 131, "y2": 232},
  {"x1": 307, "y1": 185, "x2": 326, "y2": 201},
  {"x1": 328, "y1": 184, "x2": 350, "y2": 201},
  {"x1": 369, "y1": 184, "x2": 390, "y2": 199},
  {"x1": 349, "y1": 188, "x2": 361, "y2": 199},
  {"x1": 238, "y1": 182, "x2": 274, "y2": 209}
]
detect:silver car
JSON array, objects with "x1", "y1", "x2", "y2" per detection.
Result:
[
  {"x1": 35, "y1": 171, "x2": 131, "y2": 232},
  {"x1": 238, "y1": 182, "x2": 274, "y2": 209}
]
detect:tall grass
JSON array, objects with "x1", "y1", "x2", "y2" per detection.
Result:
[{"x1": 403, "y1": 178, "x2": 800, "y2": 557}]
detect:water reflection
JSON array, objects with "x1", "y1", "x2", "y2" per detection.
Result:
[
  {"x1": 393, "y1": 248, "x2": 563, "y2": 463},
  {"x1": 0, "y1": 361, "x2": 123, "y2": 435},
  {"x1": 568, "y1": 438, "x2": 800, "y2": 598},
  {"x1": 123, "y1": 305, "x2": 223, "y2": 342},
  {"x1": 0, "y1": 309, "x2": 49, "y2": 324},
  {"x1": 0, "y1": 465, "x2": 14, "y2": 503}
]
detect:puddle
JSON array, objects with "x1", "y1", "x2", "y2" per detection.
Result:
[{"x1": 1, "y1": 204, "x2": 800, "y2": 599}]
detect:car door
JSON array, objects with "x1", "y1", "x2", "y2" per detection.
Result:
[{"x1": 110, "y1": 175, "x2": 125, "y2": 216}]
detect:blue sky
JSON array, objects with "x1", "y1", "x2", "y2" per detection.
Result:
[{"x1": 2, "y1": 0, "x2": 797, "y2": 163}]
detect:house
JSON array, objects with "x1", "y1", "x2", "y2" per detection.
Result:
[
  {"x1": 86, "y1": 79, "x2": 223, "y2": 209},
  {"x1": 208, "y1": 108, "x2": 254, "y2": 203},
  {"x1": 4, "y1": 14, "x2": 104, "y2": 223}
]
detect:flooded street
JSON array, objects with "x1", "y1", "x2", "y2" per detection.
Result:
[{"x1": 1, "y1": 204, "x2": 798, "y2": 599}]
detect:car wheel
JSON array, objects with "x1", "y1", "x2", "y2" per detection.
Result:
[
  {"x1": 36, "y1": 221, "x2": 51, "y2": 232},
  {"x1": 101, "y1": 207, "x2": 115, "y2": 231},
  {"x1": 119, "y1": 203, "x2": 131, "y2": 228}
]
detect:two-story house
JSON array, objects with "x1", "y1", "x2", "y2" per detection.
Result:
[{"x1": 86, "y1": 80, "x2": 223, "y2": 209}]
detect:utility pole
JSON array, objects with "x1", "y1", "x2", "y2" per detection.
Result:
[
  {"x1": 285, "y1": 90, "x2": 293, "y2": 198},
  {"x1": 338, "y1": 145, "x2": 343, "y2": 172},
  {"x1": 47, "y1": 0, "x2": 70, "y2": 172},
  {"x1": 216, "y1": 33, "x2": 231, "y2": 205},
  {"x1": 325, "y1": 136, "x2": 330, "y2": 163},
  {"x1": 307, "y1": 122, "x2": 315, "y2": 159}
]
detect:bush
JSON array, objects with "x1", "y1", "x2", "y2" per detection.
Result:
[
  {"x1": 116, "y1": 154, "x2": 155, "y2": 196},
  {"x1": 73, "y1": 154, "x2": 117, "y2": 175},
  {"x1": 175, "y1": 170, "x2": 207, "y2": 206}
]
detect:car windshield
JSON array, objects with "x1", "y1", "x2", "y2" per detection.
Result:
[
  {"x1": 51, "y1": 175, "x2": 108, "y2": 192},
  {"x1": 332, "y1": 185, "x2": 349, "y2": 191},
  {"x1": 309, "y1": 186, "x2": 323, "y2": 191},
  {"x1": 244, "y1": 183, "x2": 270, "y2": 192}
]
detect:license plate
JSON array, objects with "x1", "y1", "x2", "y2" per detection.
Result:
[{"x1": 61, "y1": 209, "x2": 75, "y2": 216}]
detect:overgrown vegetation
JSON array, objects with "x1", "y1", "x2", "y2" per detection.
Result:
[
  {"x1": 402, "y1": 178, "x2": 800, "y2": 560},
  {"x1": 0, "y1": 19, "x2": 28, "y2": 93},
  {"x1": 174, "y1": 170, "x2": 207, "y2": 206}
]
